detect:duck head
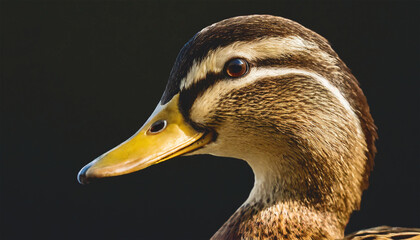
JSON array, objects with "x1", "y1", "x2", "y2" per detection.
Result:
[{"x1": 78, "y1": 15, "x2": 377, "y2": 239}]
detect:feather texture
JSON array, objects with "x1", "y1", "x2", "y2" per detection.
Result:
[{"x1": 344, "y1": 226, "x2": 420, "y2": 240}]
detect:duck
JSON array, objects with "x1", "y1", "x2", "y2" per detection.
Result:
[{"x1": 77, "y1": 15, "x2": 420, "y2": 240}]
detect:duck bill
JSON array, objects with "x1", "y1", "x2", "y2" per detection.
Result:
[{"x1": 77, "y1": 94, "x2": 213, "y2": 184}]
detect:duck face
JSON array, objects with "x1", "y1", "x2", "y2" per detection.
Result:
[{"x1": 78, "y1": 16, "x2": 375, "y2": 204}]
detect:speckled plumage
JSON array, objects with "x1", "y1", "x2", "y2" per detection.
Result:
[
  {"x1": 80, "y1": 14, "x2": 419, "y2": 239},
  {"x1": 160, "y1": 15, "x2": 418, "y2": 239},
  {"x1": 344, "y1": 226, "x2": 420, "y2": 240}
]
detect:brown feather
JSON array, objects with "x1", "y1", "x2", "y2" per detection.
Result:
[{"x1": 158, "y1": 14, "x2": 414, "y2": 239}]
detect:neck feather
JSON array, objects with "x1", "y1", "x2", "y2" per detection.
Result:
[
  {"x1": 211, "y1": 147, "x2": 365, "y2": 240},
  {"x1": 211, "y1": 199, "x2": 343, "y2": 240}
]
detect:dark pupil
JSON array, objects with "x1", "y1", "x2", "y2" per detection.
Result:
[
  {"x1": 149, "y1": 120, "x2": 166, "y2": 133},
  {"x1": 228, "y1": 60, "x2": 244, "y2": 73},
  {"x1": 226, "y1": 59, "x2": 247, "y2": 77}
]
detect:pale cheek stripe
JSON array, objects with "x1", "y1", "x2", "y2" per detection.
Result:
[
  {"x1": 258, "y1": 68, "x2": 361, "y2": 137},
  {"x1": 234, "y1": 68, "x2": 355, "y2": 118},
  {"x1": 272, "y1": 68, "x2": 354, "y2": 116},
  {"x1": 190, "y1": 67, "x2": 360, "y2": 136}
]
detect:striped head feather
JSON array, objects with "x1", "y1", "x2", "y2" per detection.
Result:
[{"x1": 158, "y1": 15, "x2": 378, "y2": 239}]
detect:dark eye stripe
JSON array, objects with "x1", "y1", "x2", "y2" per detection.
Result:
[
  {"x1": 177, "y1": 54, "x2": 334, "y2": 127},
  {"x1": 178, "y1": 71, "x2": 225, "y2": 127},
  {"x1": 254, "y1": 56, "x2": 331, "y2": 75},
  {"x1": 177, "y1": 57, "x2": 285, "y2": 123},
  {"x1": 180, "y1": 56, "x2": 305, "y2": 99}
]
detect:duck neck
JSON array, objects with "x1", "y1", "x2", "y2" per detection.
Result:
[{"x1": 211, "y1": 151, "x2": 361, "y2": 240}]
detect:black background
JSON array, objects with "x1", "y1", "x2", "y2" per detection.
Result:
[{"x1": 1, "y1": 1, "x2": 419, "y2": 239}]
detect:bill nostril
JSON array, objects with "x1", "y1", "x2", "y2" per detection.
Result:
[{"x1": 147, "y1": 120, "x2": 167, "y2": 134}]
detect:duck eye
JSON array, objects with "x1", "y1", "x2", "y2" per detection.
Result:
[
  {"x1": 225, "y1": 58, "x2": 249, "y2": 78},
  {"x1": 147, "y1": 120, "x2": 167, "y2": 134}
]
